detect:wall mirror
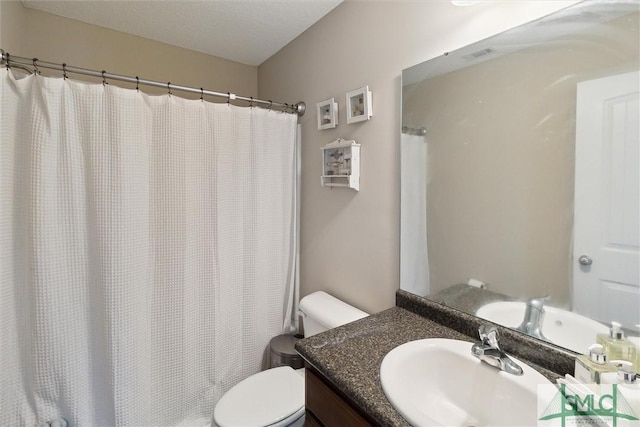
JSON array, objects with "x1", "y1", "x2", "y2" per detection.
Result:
[{"x1": 401, "y1": 0, "x2": 639, "y2": 354}]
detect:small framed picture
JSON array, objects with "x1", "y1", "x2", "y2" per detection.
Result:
[
  {"x1": 317, "y1": 98, "x2": 339, "y2": 130},
  {"x1": 346, "y1": 86, "x2": 372, "y2": 124}
]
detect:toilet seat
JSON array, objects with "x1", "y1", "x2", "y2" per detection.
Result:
[{"x1": 213, "y1": 366, "x2": 305, "y2": 427}]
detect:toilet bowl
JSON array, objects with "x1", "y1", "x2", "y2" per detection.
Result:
[{"x1": 213, "y1": 291, "x2": 367, "y2": 427}]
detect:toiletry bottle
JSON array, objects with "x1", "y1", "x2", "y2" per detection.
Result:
[
  {"x1": 600, "y1": 360, "x2": 634, "y2": 384},
  {"x1": 597, "y1": 322, "x2": 638, "y2": 370},
  {"x1": 631, "y1": 330, "x2": 640, "y2": 373},
  {"x1": 600, "y1": 363, "x2": 640, "y2": 415},
  {"x1": 574, "y1": 343, "x2": 617, "y2": 384}
]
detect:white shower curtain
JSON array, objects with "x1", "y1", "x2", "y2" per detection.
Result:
[{"x1": 0, "y1": 68, "x2": 298, "y2": 427}]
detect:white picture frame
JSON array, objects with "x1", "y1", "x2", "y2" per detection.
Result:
[
  {"x1": 317, "y1": 98, "x2": 338, "y2": 130},
  {"x1": 346, "y1": 86, "x2": 372, "y2": 124}
]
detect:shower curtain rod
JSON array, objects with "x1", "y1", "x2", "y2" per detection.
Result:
[{"x1": 0, "y1": 49, "x2": 306, "y2": 116}]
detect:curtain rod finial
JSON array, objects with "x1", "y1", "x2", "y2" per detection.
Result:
[{"x1": 295, "y1": 102, "x2": 306, "y2": 117}]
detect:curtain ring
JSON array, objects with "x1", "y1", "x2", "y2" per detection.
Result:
[
  {"x1": 32, "y1": 58, "x2": 40, "y2": 75},
  {"x1": 200, "y1": 88, "x2": 204, "y2": 101},
  {"x1": 62, "y1": 63, "x2": 68, "y2": 80},
  {"x1": 227, "y1": 92, "x2": 231, "y2": 105},
  {"x1": 249, "y1": 97, "x2": 254, "y2": 108},
  {"x1": 135, "y1": 76, "x2": 139, "y2": 91},
  {"x1": 102, "y1": 70, "x2": 108, "y2": 86},
  {"x1": 5, "y1": 53, "x2": 10, "y2": 71},
  {"x1": 283, "y1": 103, "x2": 289, "y2": 114},
  {"x1": 167, "y1": 82, "x2": 171, "y2": 96},
  {"x1": 268, "y1": 100, "x2": 273, "y2": 111}
]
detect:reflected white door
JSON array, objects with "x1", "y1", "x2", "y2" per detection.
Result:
[{"x1": 573, "y1": 71, "x2": 640, "y2": 330}]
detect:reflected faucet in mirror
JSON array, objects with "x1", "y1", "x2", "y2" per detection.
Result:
[
  {"x1": 475, "y1": 296, "x2": 611, "y2": 355},
  {"x1": 516, "y1": 296, "x2": 549, "y2": 341},
  {"x1": 400, "y1": 0, "x2": 640, "y2": 354}
]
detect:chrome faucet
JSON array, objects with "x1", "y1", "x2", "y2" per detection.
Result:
[
  {"x1": 516, "y1": 296, "x2": 549, "y2": 340},
  {"x1": 471, "y1": 324, "x2": 524, "y2": 376}
]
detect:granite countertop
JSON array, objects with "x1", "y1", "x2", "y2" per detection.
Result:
[
  {"x1": 428, "y1": 283, "x2": 515, "y2": 313},
  {"x1": 295, "y1": 291, "x2": 575, "y2": 426},
  {"x1": 296, "y1": 306, "x2": 465, "y2": 426}
]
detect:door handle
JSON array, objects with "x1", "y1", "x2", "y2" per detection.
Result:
[{"x1": 578, "y1": 255, "x2": 593, "y2": 266}]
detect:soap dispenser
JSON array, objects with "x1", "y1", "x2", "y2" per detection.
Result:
[
  {"x1": 600, "y1": 363, "x2": 640, "y2": 415},
  {"x1": 574, "y1": 343, "x2": 616, "y2": 384},
  {"x1": 597, "y1": 322, "x2": 638, "y2": 369}
]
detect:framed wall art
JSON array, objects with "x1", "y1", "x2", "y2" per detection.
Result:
[
  {"x1": 317, "y1": 98, "x2": 339, "y2": 130},
  {"x1": 346, "y1": 86, "x2": 372, "y2": 124}
]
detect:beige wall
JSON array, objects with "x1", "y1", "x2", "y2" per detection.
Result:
[
  {"x1": 259, "y1": 1, "x2": 579, "y2": 314},
  {"x1": 0, "y1": 1, "x2": 257, "y2": 99}
]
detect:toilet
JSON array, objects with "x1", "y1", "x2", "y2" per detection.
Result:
[{"x1": 213, "y1": 291, "x2": 368, "y2": 427}]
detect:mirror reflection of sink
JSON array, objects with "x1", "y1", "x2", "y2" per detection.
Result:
[
  {"x1": 380, "y1": 338, "x2": 553, "y2": 426},
  {"x1": 476, "y1": 301, "x2": 609, "y2": 354}
]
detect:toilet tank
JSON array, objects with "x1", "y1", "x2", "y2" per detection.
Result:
[{"x1": 298, "y1": 291, "x2": 368, "y2": 337}]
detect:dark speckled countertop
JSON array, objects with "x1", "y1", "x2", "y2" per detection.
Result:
[
  {"x1": 295, "y1": 290, "x2": 577, "y2": 426},
  {"x1": 427, "y1": 283, "x2": 515, "y2": 313},
  {"x1": 297, "y1": 306, "x2": 465, "y2": 426}
]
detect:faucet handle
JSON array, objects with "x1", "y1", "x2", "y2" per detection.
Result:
[
  {"x1": 530, "y1": 295, "x2": 550, "y2": 302},
  {"x1": 478, "y1": 324, "x2": 501, "y2": 350},
  {"x1": 528, "y1": 295, "x2": 550, "y2": 308}
]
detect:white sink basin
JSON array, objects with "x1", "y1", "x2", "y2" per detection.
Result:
[
  {"x1": 476, "y1": 301, "x2": 609, "y2": 354},
  {"x1": 380, "y1": 338, "x2": 554, "y2": 427}
]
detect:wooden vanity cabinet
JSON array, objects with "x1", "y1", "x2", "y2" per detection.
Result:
[{"x1": 304, "y1": 364, "x2": 377, "y2": 427}]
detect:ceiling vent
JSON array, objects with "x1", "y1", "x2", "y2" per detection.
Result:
[{"x1": 464, "y1": 48, "x2": 496, "y2": 61}]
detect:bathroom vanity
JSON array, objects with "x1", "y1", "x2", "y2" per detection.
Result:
[{"x1": 296, "y1": 290, "x2": 575, "y2": 426}]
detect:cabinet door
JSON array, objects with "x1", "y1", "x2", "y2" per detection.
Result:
[{"x1": 305, "y1": 366, "x2": 374, "y2": 427}]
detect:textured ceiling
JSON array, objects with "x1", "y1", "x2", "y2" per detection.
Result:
[{"x1": 22, "y1": 0, "x2": 343, "y2": 66}]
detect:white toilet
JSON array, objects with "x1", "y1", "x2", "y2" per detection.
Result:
[{"x1": 213, "y1": 291, "x2": 368, "y2": 427}]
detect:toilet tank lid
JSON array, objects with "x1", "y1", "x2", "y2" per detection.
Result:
[{"x1": 299, "y1": 291, "x2": 368, "y2": 330}]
